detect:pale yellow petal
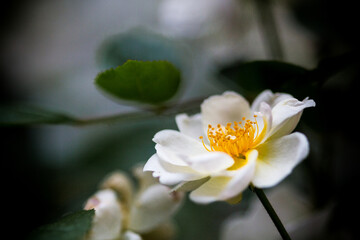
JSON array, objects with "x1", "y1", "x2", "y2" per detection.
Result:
[
  {"x1": 189, "y1": 149, "x2": 258, "y2": 203},
  {"x1": 175, "y1": 113, "x2": 205, "y2": 140},
  {"x1": 201, "y1": 91, "x2": 251, "y2": 134},
  {"x1": 189, "y1": 176, "x2": 233, "y2": 204},
  {"x1": 252, "y1": 132, "x2": 309, "y2": 188},
  {"x1": 268, "y1": 98, "x2": 315, "y2": 139},
  {"x1": 251, "y1": 90, "x2": 293, "y2": 112}
]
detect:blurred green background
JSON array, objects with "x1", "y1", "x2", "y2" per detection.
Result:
[{"x1": 1, "y1": 0, "x2": 359, "y2": 239}]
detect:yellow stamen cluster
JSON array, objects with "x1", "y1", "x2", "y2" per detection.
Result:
[{"x1": 200, "y1": 115, "x2": 260, "y2": 159}]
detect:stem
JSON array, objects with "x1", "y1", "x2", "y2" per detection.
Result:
[
  {"x1": 72, "y1": 111, "x2": 155, "y2": 126},
  {"x1": 254, "y1": 0, "x2": 284, "y2": 60},
  {"x1": 250, "y1": 185, "x2": 292, "y2": 240},
  {"x1": 70, "y1": 97, "x2": 205, "y2": 126}
]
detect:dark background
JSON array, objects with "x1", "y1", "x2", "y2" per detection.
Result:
[{"x1": 1, "y1": 0, "x2": 360, "y2": 239}]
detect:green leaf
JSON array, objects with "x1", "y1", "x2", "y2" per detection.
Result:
[
  {"x1": 218, "y1": 53, "x2": 359, "y2": 99},
  {"x1": 95, "y1": 60, "x2": 181, "y2": 105},
  {"x1": 218, "y1": 60, "x2": 309, "y2": 93},
  {"x1": 0, "y1": 105, "x2": 75, "y2": 126},
  {"x1": 28, "y1": 210, "x2": 95, "y2": 240}
]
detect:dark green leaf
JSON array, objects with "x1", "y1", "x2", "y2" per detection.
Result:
[
  {"x1": 309, "y1": 51, "x2": 359, "y2": 85},
  {"x1": 28, "y1": 210, "x2": 95, "y2": 240},
  {"x1": 218, "y1": 60, "x2": 309, "y2": 94},
  {"x1": 0, "y1": 105, "x2": 75, "y2": 126},
  {"x1": 218, "y1": 53, "x2": 359, "y2": 99},
  {"x1": 95, "y1": 60, "x2": 181, "y2": 105}
]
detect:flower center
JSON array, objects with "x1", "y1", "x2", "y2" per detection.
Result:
[{"x1": 200, "y1": 115, "x2": 262, "y2": 170}]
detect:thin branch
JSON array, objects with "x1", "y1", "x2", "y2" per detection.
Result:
[
  {"x1": 70, "y1": 97, "x2": 205, "y2": 126},
  {"x1": 72, "y1": 111, "x2": 156, "y2": 126}
]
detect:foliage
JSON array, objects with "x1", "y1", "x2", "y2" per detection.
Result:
[
  {"x1": 95, "y1": 60, "x2": 181, "y2": 105},
  {"x1": 0, "y1": 105, "x2": 75, "y2": 126},
  {"x1": 28, "y1": 210, "x2": 95, "y2": 240}
]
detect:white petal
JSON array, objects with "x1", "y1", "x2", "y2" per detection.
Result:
[
  {"x1": 84, "y1": 189, "x2": 122, "y2": 240},
  {"x1": 128, "y1": 184, "x2": 183, "y2": 233},
  {"x1": 251, "y1": 89, "x2": 274, "y2": 112},
  {"x1": 184, "y1": 151, "x2": 234, "y2": 174},
  {"x1": 252, "y1": 132, "x2": 309, "y2": 188},
  {"x1": 189, "y1": 150, "x2": 258, "y2": 203},
  {"x1": 175, "y1": 113, "x2": 205, "y2": 140},
  {"x1": 253, "y1": 102, "x2": 273, "y2": 146},
  {"x1": 155, "y1": 144, "x2": 188, "y2": 166},
  {"x1": 251, "y1": 90, "x2": 293, "y2": 112},
  {"x1": 201, "y1": 91, "x2": 251, "y2": 133},
  {"x1": 122, "y1": 231, "x2": 143, "y2": 240},
  {"x1": 144, "y1": 154, "x2": 201, "y2": 185},
  {"x1": 155, "y1": 145, "x2": 209, "y2": 177},
  {"x1": 189, "y1": 176, "x2": 233, "y2": 204},
  {"x1": 268, "y1": 97, "x2": 315, "y2": 139},
  {"x1": 219, "y1": 149, "x2": 258, "y2": 199},
  {"x1": 99, "y1": 171, "x2": 134, "y2": 209},
  {"x1": 153, "y1": 130, "x2": 206, "y2": 157}
]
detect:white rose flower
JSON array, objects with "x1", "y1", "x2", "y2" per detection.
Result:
[
  {"x1": 84, "y1": 165, "x2": 184, "y2": 240},
  {"x1": 84, "y1": 189, "x2": 123, "y2": 240},
  {"x1": 144, "y1": 90, "x2": 315, "y2": 204}
]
